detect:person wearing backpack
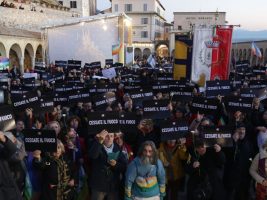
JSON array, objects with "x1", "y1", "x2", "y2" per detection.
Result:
[{"x1": 125, "y1": 141, "x2": 166, "y2": 200}]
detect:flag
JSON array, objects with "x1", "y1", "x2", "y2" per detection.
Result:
[
  {"x1": 112, "y1": 38, "x2": 122, "y2": 56},
  {"x1": 147, "y1": 54, "x2": 156, "y2": 68},
  {"x1": 191, "y1": 25, "x2": 233, "y2": 85},
  {"x1": 173, "y1": 34, "x2": 193, "y2": 80},
  {"x1": 210, "y1": 26, "x2": 233, "y2": 80},
  {"x1": 191, "y1": 26, "x2": 213, "y2": 86},
  {"x1": 251, "y1": 42, "x2": 262, "y2": 58}
]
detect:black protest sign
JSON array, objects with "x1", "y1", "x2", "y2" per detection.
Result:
[
  {"x1": 0, "y1": 105, "x2": 16, "y2": 132},
  {"x1": 152, "y1": 81, "x2": 170, "y2": 93},
  {"x1": 34, "y1": 65, "x2": 46, "y2": 73},
  {"x1": 157, "y1": 73, "x2": 173, "y2": 81},
  {"x1": 206, "y1": 80, "x2": 231, "y2": 97},
  {"x1": 190, "y1": 97, "x2": 220, "y2": 114},
  {"x1": 168, "y1": 80, "x2": 187, "y2": 89},
  {"x1": 93, "y1": 93, "x2": 117, "y2": 110},
  {"x1": 23, "y1": 129, "x2": 57, "y2": 152},
  {"x1": 67, "y1": 60, "x2": 82, "y2": 71},
  {"x1": 65, "y1": 77, "x2": 82, "y2": 83},
  {"x1": 96, "y1": 84, "x2": 118, "y2": 93},
  {"x1": 10, "y1": 86, "x2": 31, "y2": 95},
  {"x1": 240, "y1": 88, "x2": 258, "y2": 98},
  {"x1": 118, "y1": 112, "x2": 138, "y2": 133},
  {"x1": 171, "y1": 87, "x2": 194, "y2": 102},
  {"x1": 69, "y1": 82, "x2": 84, "y2": 90},
  {"x1": 224, "y1": 96, "x2": 253, "y2": 112},
  {"x1": 12, "y1": 91, "x2": 39, "y2": 112},
  {"x1": 53, "y1": 92, "x2": 68, "y2": 106},
  {"x1": 113, "y1": 62, "x2": 123, "y2": 68},
  {"x1": 88, "y1": 84, "x2": 97, "y2": 94},
  {"x1": 124, "y1": 82, "x2": 141, "y2": 91},
  {"x1": 249, "y1": 80, "x2": 267, "y2": 89},
  {"x1": 201, "y1": 127, "x2": 233, "y2": 147},
  {"x1": 105, "y1": 59, "x2": 113, "y2": 66},
  {"x1": 257, "y1": 87, "x2": 267, "y2": 101},
  {"x1": 129, "y1": 88, "x2": 154, "y2": 107},
  {"x1": 38, "y1": 96, "x2": 54, "y2": 114},
  {"x1": 54, "y1": 84, "x2": 73, "y2": 93},
  {"x1": 85, "y1": 61, "x2": 101, "y2": 69},
  {"x1": 68, "y1": 89, "x2": 90, "y2": 104},
  {"x1": 252, "y1": 67, "x2": 266, "y2": 75},
  {"x1": 143, "y1": 100, "x2": 171, "y2": 119},
  {"x1": 88, "y1": 112, "x2": 120, "y2": 134},
  {"x1": 55, "y1": 60, "x2": 67, "y2": 68},
  {"x1": 46, "y1": 74, "x2": 65, "y2": 83},
  {"x1": 235, "y1": 61, "x2": 249, "y2": 74},
  {"x1": 160, "y1": 120, "x2": 189, "y2": 141}
]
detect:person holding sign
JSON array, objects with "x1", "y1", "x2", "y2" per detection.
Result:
[
  {"x1": 158, "y1": 138, "x2": 188, "y2": 200},
  {"x1": 186, "y1": 138, "x2": 226, "y2": 200},
  {"x1": 0, "y1": 131, "x2": 22, "y2": 200},
  {"x1": 32, "y1": 140, "x2": 75, "y2": 200},
  {"x1": 88, "y1": 129, "x2": 127, "y2": 200}
]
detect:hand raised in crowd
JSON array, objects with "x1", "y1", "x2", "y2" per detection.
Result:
[
  {"x1": 25, "y1": 108, "x2": 33, "y2": 118},
  {"x1": 108, "y1": 159, "x2": 117, "y2": 167},
  {"x1": 0, "y1": 131, "x2": 6, "y2": 143},
  {"x1": 33, "y1": 150, "x2": 42, "y2": 160},
  {"x1": 193, "y1": 161, "x2": 200, "y2": 168},
  {"x1": 68, "y1": 179, "x2": 75, "y2": 187},
  {"x1": 96, "y1": 129, "x2": 109, "y2": 143},
  {"x1": 214, "y1": 144, "x2": 221, "y2": 152}
]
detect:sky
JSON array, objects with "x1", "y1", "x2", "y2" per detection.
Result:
[{"x1": 97, "y1": 0, "x2": 267, "y2": 31}]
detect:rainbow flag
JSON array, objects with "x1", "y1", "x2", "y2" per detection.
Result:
[
  {"x1": 112, "y1": 40, "x2": 122, "y2": 56},
  {"x1": 251, "y1": 42, "x2": 262, "y2": 58},
  {"x1": 0, "y1": 57, "x2": 9, "y2": 70}
]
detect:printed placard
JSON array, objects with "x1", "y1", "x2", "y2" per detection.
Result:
[
  {"x1": 201, "y1": 127, "x2": 233, "y2": 147},
  {"x1": 160, "y1": 120, "x2": 189, "y2": 141},
  {"x1": 23, "y1": 129, "x2": 57, "y2": 152},
  {"x1": 143, "y1": 100, "x2": 171, "y2": 119}
]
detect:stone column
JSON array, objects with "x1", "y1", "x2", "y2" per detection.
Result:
[
  {"x1": 118, "y1": 16, "x2": 125, "y2": 64},
  {"x1": 19, "y1": 56, "x2": 24, "y2": 74}
]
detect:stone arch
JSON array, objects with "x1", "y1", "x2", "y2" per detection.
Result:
[
  {"x1": 143, "y1": 48, "x2": 151, "y2": 59},
  {"x1": 36, "y1": 44, "x2": 43, "y2": 61},
  {"x1": 0, "y1": 42, "x2": 7, "y2": 57},
  {"x1": 134, "y1": 48, "x2": 142, "y2": 60},
  {"x1": 24, "y1": 43, "x2": 34, "y2": 71},
  {"x1": 9, "y1": 43, "x2": 22, "y2": 69}
]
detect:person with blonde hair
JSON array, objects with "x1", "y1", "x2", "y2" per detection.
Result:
[
  {"x1": 32, "y1": 139, "x2": 75, "y2": 200},
  {"x1": 250, "y1": 141, "x2": 267, "y2": 200}
]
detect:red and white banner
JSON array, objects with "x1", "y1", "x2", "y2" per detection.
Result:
[
  {"x1": 191, "y1": 26, "x2": 233, "y2": 84},
  {"x1": 210, "y1": 26, "x2": 233, "y2": 80}
]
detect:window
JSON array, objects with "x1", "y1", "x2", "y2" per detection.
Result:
[
  {"x1": 141, "y1": 31, "x2": 148, "y2": 38},
  {"x1": 70, "y1": 1, "x2": 77, "y2": 8},
  {"x1": 178, "y1": 25, "x2": 182, "y2": 30},
  {"x1": 125, "y1": 4, "x2": 132, "y2": 12},
  {"x1": 58, "y1": 1, "x2": 63, "y2": 5},
  {"x1": 141, "y1": 18, "x2": 148, "y2": 24},
  {"x1": 143, "y1": 4, "x2": 147, "y2": 11},
  {"x1": 114, "y1": 4, "x2": 118, "y2": 12},
  {"x1": 155, "y1": 32, "x2": 161, "y2": 39}
]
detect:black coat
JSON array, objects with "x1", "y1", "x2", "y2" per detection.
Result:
[
  {"x1": 186, "y1": 148, "x2": 226, "y2": 200},
  {"x1": 88, "y1": 140, "x2": 127, "y2": 193},
  {"x1": 0, "y1": 138, "x2": 22, "y2": 200}
]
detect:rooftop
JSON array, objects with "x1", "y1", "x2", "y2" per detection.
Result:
[{"x1": 0, "y1": 26, "x2": 41, "y2": 39}]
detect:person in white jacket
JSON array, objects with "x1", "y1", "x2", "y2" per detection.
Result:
[{"x1": 250, "y1": 141, "x2": 267, "y2": 200}]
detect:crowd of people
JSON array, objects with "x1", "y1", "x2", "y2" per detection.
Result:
[{"x1": 0, "y1": 58, "x2": 267, "y2": 200}]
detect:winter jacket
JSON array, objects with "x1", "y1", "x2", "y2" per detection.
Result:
[
  {"x1": 158, "y1": 143, "x2": 188, "y2": 182},
  {"x1": 88, "y1": 139, "x2": 127, "y2": 193},
  {"x1": 0, "y1": 137, "x2": 22, "y2": 200}
]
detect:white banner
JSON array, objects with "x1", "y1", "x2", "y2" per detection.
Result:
[
  {"x1": 102, "y1": 67, "x2": 117, "y2": 79},
  {"x1": 191, "y1": 27, "x2": 213, "y2": 83}
]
